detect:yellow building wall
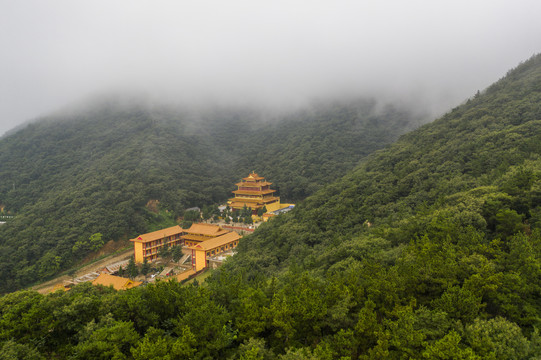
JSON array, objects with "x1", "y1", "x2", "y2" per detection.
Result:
[
  {"x1": 193, "y1": 249, "x2": 207, "y2": 272},
  {"x1": 265, "y1": 201, "x2": 281, "y2": 212},
  {"x1": 262, "y1": 203, "x2": 295, "y2": 222},
  {"x1": 266, "y1": 202, "x2": 294, "y2": 213},
  {"x1": 133, "y1": 242, "x2": 144, "y2": 263}
]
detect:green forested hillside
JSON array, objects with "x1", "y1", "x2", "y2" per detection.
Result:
[
  {"x1": 0, "y1": 98, "x2": 418, "y2": 292},
  {"x1": 231, "y1": 54, "x2": 541, "y2": 275},
  {"x1": 229, "y1": 100, "x2": 415, "y2": 200},
  {"x1": 219, "y1": 54, "x2": 541, "y2": 356},
  {"x1": 1, "y1": 54, "x2": 541, "y2": 359}
]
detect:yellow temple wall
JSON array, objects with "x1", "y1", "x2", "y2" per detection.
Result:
[
  {"x1": 266, "y1": 202, "x2": 293, "y2": 213},
  {"x1": 262, "y1": 203, "x2": 295, "y2": 222},
  {"x1": 280, "y1": 203, "x2": 295, "y2": 209},
  {"x1": 193, "y1": 249, "x2": 207, "y2": 272},
  {"x1": 265, "y1": 201, "x2": 281, "y2": 212},
  {"x1": 133, "y1": 242, "x2": 144, "y2": 263}
]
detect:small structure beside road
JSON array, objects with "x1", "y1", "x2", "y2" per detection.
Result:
[{"x1": 92, "y1": 273, "x2": 142, "y2": 291}]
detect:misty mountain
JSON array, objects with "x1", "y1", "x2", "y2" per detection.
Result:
[
  {"x1": 0, "y1": 97, "x2": 420, "y2": 292},
  {"x1": 1, "y1": 54, "x2": 541, "y2": 359},
  {"x1": 233, "y1": 53, "x2": 541, "y2": 272},
  {"x1": 219, "y1": 54, "x2": 541, "y2": 347}
]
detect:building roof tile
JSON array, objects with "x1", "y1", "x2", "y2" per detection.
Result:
[
  {"x1": 181, "y1": 234, "x2": 212, "y2": 242},
  {"x1": 232, "y1": 189, "x2": 276, "y2": 195},
  {"x1": 92, "y1": 273, "x2": 142, "y2": 290},
  {"x1": 242, "y1": 172, "x2": 264, "y2": 181},
  {"x1": 130, "y1": 225, "x2": 183, "y2": 243},
  {"x1": 184, "y1": 223, "x2": 228, "y2": 236},
  {"x1": 189, "y1": 231, "x2": 241, "y2": 251},
  {"x1": 235, "y1": 181, "x2": 273, "y2": 187}
]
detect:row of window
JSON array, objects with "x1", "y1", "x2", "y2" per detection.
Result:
[
  {"x1": 205, "y1": 241, "x2": 238, "y2": 257},
  {"x1": 143, "y1": 240, "x2": 183, "y2": 255},
  {"x1": 238, "y1": 186, "x2": 270, "y2": 191},
  {"x1": 143, "y1": 238, "x2": 183, "y2": 250}
]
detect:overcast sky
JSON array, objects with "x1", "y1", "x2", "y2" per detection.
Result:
[{"x1": 1, "y1": 1, "x2": 540, "y2": 135}]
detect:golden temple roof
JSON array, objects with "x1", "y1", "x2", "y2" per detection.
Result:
[
  {"x1": 189, "y1": 231, "x2": 241, "y2": 251},
  {"x1": 228, "y1": 197, "x2": 279, "y2": 209},
  {"x1": 242, "y1": 172, "x2": 265, "y2": 181},
  {"x1": 181, "y1": 234, "x2": 213, "y2": 242},
  {"x1": 235, "y1": 181, "x2": 273, "y2": 187},
  {"x1": 232, "y1": 189, "x2": 276, "y2": 195},
  {"x1": 229, "y1": 196, "x2": 279, "y2": 202},
  {"x1": 130, "y1": 225, "x2": 183, "y2": 243},
  {"x1": 92, "y1": 273, "x2": 142, "y2": 290},
  {"x1": 184, "y1": 223, "x2": 228, "y2": 237},
  {"x1": 228, "y1": 198, "x2": 261, "y2": 204}
]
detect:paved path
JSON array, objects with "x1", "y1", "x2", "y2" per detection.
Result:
[{"x1": 32, "y1": 248, "x2": 134, "y2": 294}]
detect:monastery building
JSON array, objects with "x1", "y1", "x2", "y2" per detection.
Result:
[
  {"x1": 130, "y1": 223, "x2": 241, "y2": 272},
  {"x1": 229, "y1": 171, "x2": 295, "y2": 220},
  {"x1": 130, "y1": 225, "x2": 184, "y2": 263},
  {"x1": 228, "y1": 172, "x2": 281, "y2": 214}
]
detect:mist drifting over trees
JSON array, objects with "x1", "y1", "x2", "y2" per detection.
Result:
[{"x1": 1, "y1": 1, "x2": 541, "y2": 135}]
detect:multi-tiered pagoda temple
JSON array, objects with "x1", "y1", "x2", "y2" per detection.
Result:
[{"x1": 228, "y1": 172, "x2": 280, "y2": 214}]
